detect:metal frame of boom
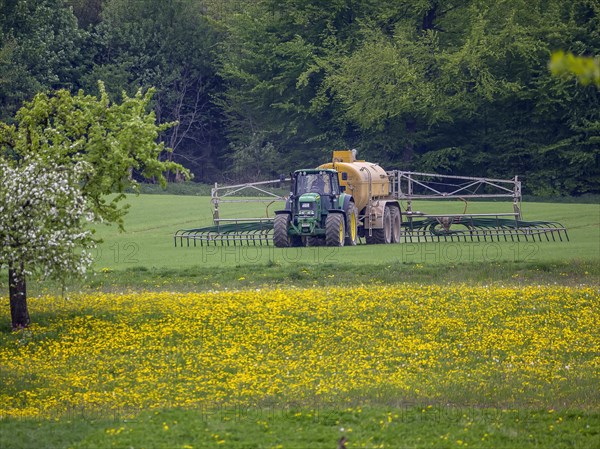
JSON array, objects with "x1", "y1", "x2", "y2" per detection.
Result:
[
  {"x1": 174, "y1": 178, "x2": 289, "y2": 247},
  {"x1": 386, "y1": 171, "x2": 566, "y2": 242}
]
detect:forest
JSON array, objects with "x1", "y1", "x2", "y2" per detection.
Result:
[{"x1": 1, "y1": 0, "x2": 598, "y2": 195}]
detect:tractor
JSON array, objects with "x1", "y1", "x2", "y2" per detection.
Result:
[{"x1": 273, "y1": 169, "x2": 358, "y2": 247}]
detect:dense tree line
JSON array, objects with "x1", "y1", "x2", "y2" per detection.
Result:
[{"x1": 1, "y1": 0, "x2": 598, "y2": 194}]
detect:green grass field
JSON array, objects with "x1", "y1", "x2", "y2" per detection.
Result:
[
  {"x1": 0, "y1": 193, "x2": 585, "y2": 294},
  {"x1": 90, "y1": 194, "x2": 599, "y2": 269},
  {"x1": 1, "y1": 193, "x2": 596, "y2": 296},
  {"x1": 1, "y1": 194, "x2": 599, "y2": 449},
  {"x1": 4, "y1": 406, "x2": 599, "y2": 449}
]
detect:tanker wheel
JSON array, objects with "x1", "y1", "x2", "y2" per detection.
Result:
[
  {"x1": 273, "y1": 214, "x2": 292, "y2": 247},
  {"x1": 345, "y1": 202, "x2": 358, "y2": 246},
  {"x1": 365, "y1": 205, "x2": 392, "y2": 244},
  {"x1": 390, "y1": 206, "x2": 401, "y2": 243},
  {"x1": 325, "y1": 213, "x2": 345, "y2": 247}
]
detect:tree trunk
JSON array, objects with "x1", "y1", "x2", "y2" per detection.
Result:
[
  {"x1": 8, "y1": 264, "x2": 29, "y2": 330},
  {"x1": 422, "y1": 3, "x2": 437, "y2": 32}
]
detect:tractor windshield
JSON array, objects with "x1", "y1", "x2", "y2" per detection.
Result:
[{"x1": 296, "y1": 172, "x2": 333, "y2": 195}]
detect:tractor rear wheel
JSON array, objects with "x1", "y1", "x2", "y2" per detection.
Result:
[
  {"x1": 345, "y1": 202, "x2": 358, "y2": 246},
  {"x1": 325, "y1": 213, "x2": 345, "y2": 247},
  {"x1": 365, "y1": 205, "x2": 392, "y2": 244},
  {"x1": 273, "y1": 214, "x2": 291, "y2": 247}
]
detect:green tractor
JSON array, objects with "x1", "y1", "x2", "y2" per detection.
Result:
[{"x1": 273, "y1": 169, "x2": 358, "y2": 247}]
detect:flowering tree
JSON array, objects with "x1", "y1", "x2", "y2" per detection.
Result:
[
  {"x1": 0, "y1": 82, "x2": 189, "y2": 328},
  {"x1": 0, "y1": 158, "x2": 96, "y2": 329}
]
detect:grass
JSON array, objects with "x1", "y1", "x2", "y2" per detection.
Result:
[
  {"x1": 0, "y1": 194, "x2": 599, "y2": 448},
  {"x1": 4, "y1": 193, "x2": 595, "y2": 296},
  {"x1": 90, "y1": 194, "x2": 598, "y2": 271},
  {"x1": 2, "y1": 406, "x2": 598, "y2": 449},
  {"x1": 2, "y1": 286, "x2": 599, "y2": 448},
  {"x1": 32, "y1": 259, "x2": 595, "y2": 297}
]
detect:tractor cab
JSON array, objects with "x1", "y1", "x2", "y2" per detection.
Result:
[
  {"x1": 295, "y1": 170, "x2": 338, "y2": 196},
  {"x1": 292, "y1": 169, "x2": 340, "y2": 212}
]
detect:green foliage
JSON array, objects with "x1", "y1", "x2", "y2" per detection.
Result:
[
  {"x1": 229, "y1": 134, "x2": 280, "y2": 182},
  {"x1": 66, "y1": 0, "x2": 103, "y2": 28},
  {"x1": 0, "y1": 0, "x2": 88, "y2": 120},
  {"x1": 0, "y1": 82, "x2": 189, "y2": 228},
  {"x1": 0, "y1": 0, "x2": 599, "y2": 194},
  {"x1": 550, "y1": 51, "x2": 600, "y2": 86},
  {"x1": 87, "y1": 0, "x2": 226, "y2": 181},
  {"x1": 216, "y1": 0, "x2": 368, "y2": 171},
  {"x1": 215, "y1": 0, "x2": 599, "y2": 194},
  {"x1": 0, "y1": 80, "x2": 191, "y2": 326}
]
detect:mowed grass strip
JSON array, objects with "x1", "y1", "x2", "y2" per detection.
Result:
[
  {"x1": 88, "y1": 194, "x2": 599, "y2": 270},
  {"x1": 2, "y1": 405, "x2": 598, "y2": 449},
  {"x1": 1, "y1": 285, "x2": 598, "y2": 419}
]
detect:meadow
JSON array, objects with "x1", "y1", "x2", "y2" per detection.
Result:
[
  {"x1": 88, "y1": 194, "x2": 598, "y2": 271},
  {"x1": 1, "y1": 194, "x2": 599, "y2": 448},
  {"x1": 1, "y1": 286, "x2": 599, "y2": 448}
]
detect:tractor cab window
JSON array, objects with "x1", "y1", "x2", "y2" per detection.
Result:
[{"x1": 296, "y1": 172, "x2": 332, "y2": 195}]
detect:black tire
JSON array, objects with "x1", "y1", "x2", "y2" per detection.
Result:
[
  {"x1": 345, "y1": 202, "x2": 358, "y2": 246},
  {"x1": 365, "y1": 205, "x2": 392, "y2": 244},
  {"x1": 390, "y1": 206, "x2": 401, "y2": 243},
  {"x1": 306, "y1": 236, "x2": 324, "y2": 247},
  {"x1": 325, "y1": 213, "x2": 345, "y2": 247},
  {"x1": 273, "y1": 214, "x2": 291, "y2": 247},
  {"x1": 290, "y1": 235, "x2": 304, "y2": 247}
]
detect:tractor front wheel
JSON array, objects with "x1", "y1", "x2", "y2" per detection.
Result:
[
  {"x1": 273, "y1": 214, "x2": 291, "y2": 247},
  {"x1": 325, "y1": 213, "x2": 345, "y2": 247}
]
